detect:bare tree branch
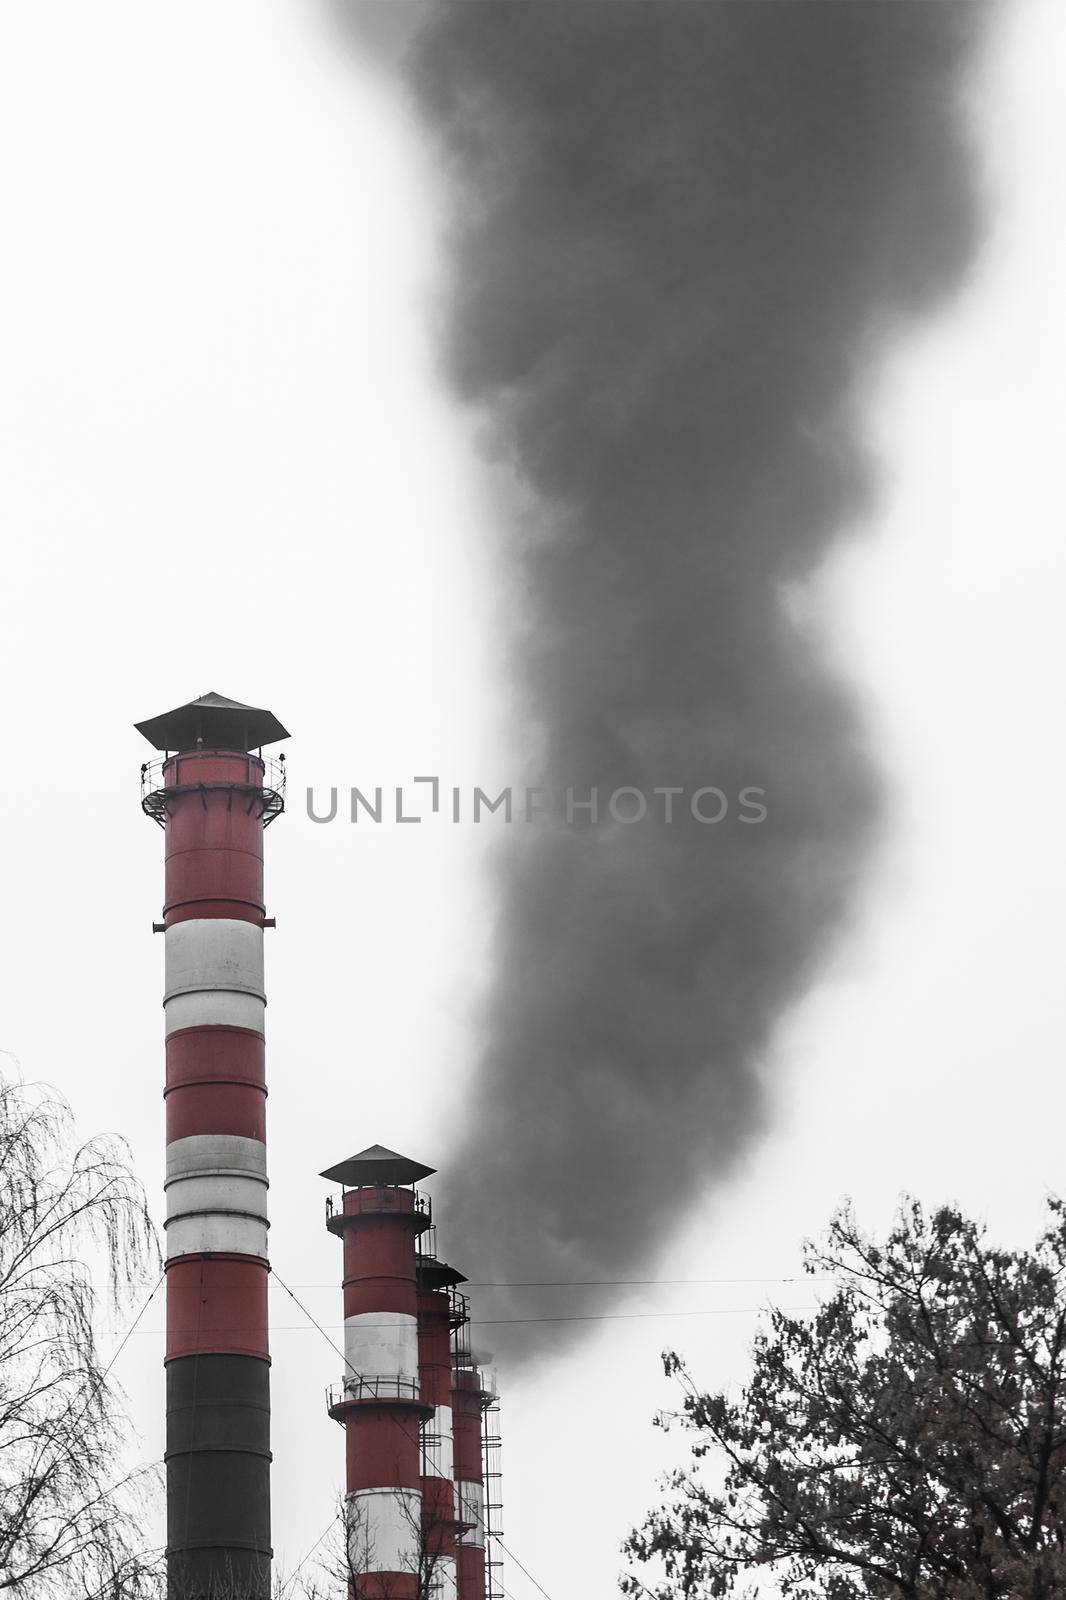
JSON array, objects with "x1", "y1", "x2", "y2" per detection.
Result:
[{"x1": 0, "y1": 1069, "x2": 162, "y2": 1599}]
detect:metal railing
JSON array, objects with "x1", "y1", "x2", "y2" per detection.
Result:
[
  {"x1": 420, "y1": 1430, "x2": 449, "y2": 1475},
  {"x1": 326, "y1": 1375, "x2": 422, "y2": 1412},
  {"x1": 449, "y1": 1289, "x2": 470, "y2": 1330},
  {"x1": 140, "y1": 752, "x2": 286, "y2": 828},
  {"x1": 417, "y1": 1222, "x2": 439, "y2": 1261},
  {"x1": 326, "y1": 1188, "x2": 431, "y2": 1225}
]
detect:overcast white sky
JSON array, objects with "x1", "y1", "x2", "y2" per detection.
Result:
[{"x1": 2, "y1": 3, "x2": 1065, "y2": 1596}]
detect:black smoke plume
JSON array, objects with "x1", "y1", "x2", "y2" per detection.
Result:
[{"x1": 326, "y1": 0, "x2": 988, "y2": 1364}]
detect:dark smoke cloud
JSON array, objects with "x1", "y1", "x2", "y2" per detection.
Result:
[{"x1": 324, "y1": 0, "x2": 988, "y2": 1364}]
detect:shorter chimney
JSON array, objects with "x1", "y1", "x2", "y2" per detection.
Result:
[
  {"x1": 323, "y1": 1145, "x2": 434, "y2": 1600},
  {"x1": 322, "y1": 1146, "x2": 502, "y2": 1600}
]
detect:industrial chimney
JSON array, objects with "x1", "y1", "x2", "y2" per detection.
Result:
[
  {"x1": 323, "y1": 1144, "x2": 435, "y2": 1600},
  {"x1": 137, "y1": 691, "x2": 288, "y2": 1600},
  {"x1": 451, "y1": 1335, "x2": 496, "y2": 1600},
  {"x1": 323, "y1": 1148, "x2": 501, "y2": 1600},
  {"x1": 415, "y1": 1251, "x2": 465, "y2": 1598}
]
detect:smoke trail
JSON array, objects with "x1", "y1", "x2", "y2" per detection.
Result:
[{"x1": 327, "y1": 0, "x2": 988, "y2": 1362}]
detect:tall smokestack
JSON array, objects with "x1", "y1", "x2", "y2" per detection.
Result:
[
  {"x1": 451, "y1": 1331, "x2": 496, "y2": 1600},
  {"x1": 338, "y1": 0, "x2": 989, "y2": 1355},
  {"x1": 323, "y1": 1144, "x2": 435, "y2": 1600},
  {"x1": 137, "y1": 692, "x2": 288, "y2": 1599},
  {"x1": 416, "y1": 1249, "x2": 465, "y2": 1600}
]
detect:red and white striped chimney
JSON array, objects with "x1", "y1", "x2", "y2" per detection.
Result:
[
  {"x1": 452, "y1": 1351, "x2": 490, "y2": 1600},
  {"x1": 416, "y1": 1257, "x2": 466, "y2": 1600},
  {"x1": 137, "y1": 691, "x2": 288, "y2": 1600},
  {"x1": 323, "y1": 1145, "x2": 435, "y2": 1600}
]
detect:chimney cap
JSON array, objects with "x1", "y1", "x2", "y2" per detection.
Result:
[
  {"x1": 320, "y1": 1143, "x2": 436, "y2": 1187},
  {"x1": 417, "y1": 1258, "x2": 467, "y2": 1289},
  {"x1": 134, "y1": 691, "x2": 289, "y2": 753}
]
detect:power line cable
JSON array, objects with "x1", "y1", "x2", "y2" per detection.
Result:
[
  {"x1": 277, "y1": 1511, "x2": 335, "y2": 1598},
  {"x1": 3, "y1": 1273, "x2": 168, "y2": 1597},
  {"x1": 470, "y1": 1305, "x2": 818, "y2": 1325},
  {"x1": 256, "y1": 1274, "x2": 828, "y2": 1289},
  {"x1": 471, "y1": 1276, "x2": 825, "y2": 1287},
  {"x1": 102, "y1": 1302, "x2": 825, "y2": 1336},
  {"x1": 97, "y1": 1270, "x2": 166, "y2": 1384}
]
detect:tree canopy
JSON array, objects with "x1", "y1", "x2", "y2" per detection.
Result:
[
  {"x1": 0, "y1": 1069, "x2": 160, "y2": 1597},
  {"x1": 624, "y1": 1199, "x2": 1066, "y2": 1599}
]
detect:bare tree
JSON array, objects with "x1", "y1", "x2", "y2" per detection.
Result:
[
  {"x1": 182, "y1": 1492, "x2": 447, "y2": 1600},
  {"x1": 167, "y1": 1558, "x2": 313, "y2": 1600},
  {"x1": 0, "y1": 1067, "x2": 162, "y2": 1598},
  {"x1": 297, "y1": 1491, "x2": 448, "y2": 1600}
]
